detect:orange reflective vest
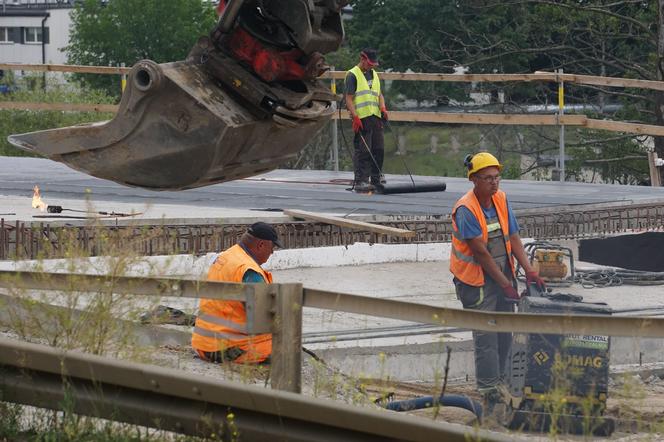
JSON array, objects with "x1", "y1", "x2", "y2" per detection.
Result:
[
  {"x1": 449, "y1": 189, "x2": 514, "y2": 286},
  {"x1": 191, "y1": 244, "x2": 273, "y2": 363}
]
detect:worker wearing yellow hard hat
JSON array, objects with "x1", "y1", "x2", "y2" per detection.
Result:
[
  {"x1": 464, "y1": 151, "x2": 503, "y2": 177},
  {"x1": 449, "y1": 152, "x2": 545, "y2": 415}
]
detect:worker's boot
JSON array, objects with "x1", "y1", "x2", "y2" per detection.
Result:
[
  {"x1": 370, "y1": 174, "x2": 387, "y2": 187},
  {"x1": 481, "y1": 387, "x2": 510, "y2": 425},
  {"x1": 481, "y1": 388, "x2": 504, "y2": 419},
  {"x1": 354, "y1": 181, "x2": 375, "y2": 193}
]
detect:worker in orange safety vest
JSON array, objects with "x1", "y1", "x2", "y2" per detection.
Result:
[
  {"x1": 192, "y1": 222, "x2": 282, "y2": 364},
  {"x1": 449, "y1": 152, "x2": 546, "y2": 412}
]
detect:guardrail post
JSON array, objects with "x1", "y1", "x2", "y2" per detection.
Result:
[{"x1": 270, "y1": 282, "x2": 303, "y2": 393}]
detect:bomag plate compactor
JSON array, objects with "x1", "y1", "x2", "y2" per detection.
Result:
[
  {"x1": 9, "y1": 0, "x2": 347, "y2": 190},
  {"x1": 501, "y1": 287, "x2": 615, "y2": 436}
]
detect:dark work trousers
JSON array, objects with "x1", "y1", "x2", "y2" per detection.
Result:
[
  {"x1": 454, "y1": 264, "x2": 515, "y2": 393},
  {"x1": 353, "y1": 115, "x2": 384, "y2": 185}
]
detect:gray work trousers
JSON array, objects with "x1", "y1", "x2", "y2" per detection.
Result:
[
  {"x1": 454, "y1": 273, "x2": 515, "y2": 393},
  {"x1": 353, "y1": 115, "x2": 384, "y2": 185}
]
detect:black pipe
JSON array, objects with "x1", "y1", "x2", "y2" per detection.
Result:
[
  {"x1": 383, "y1": 394, "x2": 482, "y2": 420},
  {"x1": 41, "y1": 12, "x2": 49, "y2": 90},
  {"x1": 376, "y1": 181, "x2": 446, "y2": 195}
]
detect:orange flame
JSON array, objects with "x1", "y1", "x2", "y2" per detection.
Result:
[{"x1": 32, "y1": 185, "x2": 47, "y2": 211}]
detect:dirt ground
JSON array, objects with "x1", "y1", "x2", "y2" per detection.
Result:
[{"x1": 148, "y1": 342, "x2": 664, "y2": 441}]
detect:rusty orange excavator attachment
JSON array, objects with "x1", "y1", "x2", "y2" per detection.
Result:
[{"x1": 9, "y1": 0, "x2": 345, "y2": 190}]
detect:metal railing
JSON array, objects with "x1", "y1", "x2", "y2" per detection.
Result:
[
  {"x1": 0, "y1": 336, "x2": 512, "y2": 442},
  {"x1": 2, "y1": 200, "x2": 664, "y2": 259},
  {"x1": 3, "y1": 268, "x2": 663, "y2": 439},
  {"x1": 2, "y1": 267, "x2": 663, "y2": 439}
]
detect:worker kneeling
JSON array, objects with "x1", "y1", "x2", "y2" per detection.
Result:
[{"x1": 192, "y1": 222, "x2": 282, "y2": 364}]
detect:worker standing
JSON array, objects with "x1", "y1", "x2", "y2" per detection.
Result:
[
  {"x1": 344, "y1": 48, "x2": 389, "y2": 192},
  {"x1": 192, "y1": 222, "x2": 282, "y2": 364},
  {"x1": 449, "y1": 152, "x2": 545, "y2": 412}
]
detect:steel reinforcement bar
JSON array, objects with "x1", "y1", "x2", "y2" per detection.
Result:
[
  {"x1": 0, "y1": 337, "x2": 510, "y2": 442},
  {"x1": 1, "y1": 201, "x2": 663, "y2": 260}
]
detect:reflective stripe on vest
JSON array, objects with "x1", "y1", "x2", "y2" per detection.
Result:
[
  {"x1": 449, "y1": 189, "x2": 514, "y2": 286},
  {"x1": 349, "y1": 65, "x2": 381, "y2": 119},
  {"x1": 451, "y1": 246, "x2": 478, "y2": 264},
  {"x1": 193, "y1": 326, "x2": 246, "y2": 340},
  {"x1": 196, "y1": 313, "x2": 248, "y2": 333}
]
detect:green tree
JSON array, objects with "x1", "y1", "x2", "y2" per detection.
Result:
[
  {"x1": 0, "y1": 80, "x2": 115, "y2": 156},
  {"x1": 346, "y1": 0, "x2": 465, "y2": 104},
  {"x1": 65, "y1": 0, "x2": 218, "y2": 97},
  {"x1": 444, "y1": 1, "x2": 656, "y2": 182},
  {"x1": 347, "y1": 0, "x2": 656, "y2": 182}
]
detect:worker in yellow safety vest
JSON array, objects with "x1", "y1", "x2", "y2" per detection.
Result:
[
  {"x1": 192, "y1": 222, "x2": 282, "y2": 364},
  {"x1": 449, "y1": 152, "x2": 546, "y2": 412},
  {"x1": 344, "y1": 48, "x2": 389, "y2": 193}
]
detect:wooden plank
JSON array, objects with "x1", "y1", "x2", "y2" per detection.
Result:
[
  {"x1": 2, "y1": 96, "x2": 662, "y2": 138},
  {"x1": 270, "y1": 283, "x2": 303, "y2": 394},
  {"x1": 0, "y1": 63, "x2": 130, "y2": 75},
  {"x1": 3, "y1": 63, "x2": 663, "y2": 92},
  {"x1": 561, "y1": 73, "x2": 664, "y2": 92},
  {"x1": 585, "y1": 118, "x2": 664, "y2": 137},
  {"x1": 322, "y1": 71, "x2": 558, "y2": 82},
  {"x1": 386, "y1": 112, "x2": 587, "y2": 125},
  {"x1": 333, "y1": 110, "x2": 587, "y2": 126},
  {"x1": 0, "y1": 101, "x2": 118, "y2": 113},
  {"x1": 648, "y1": 151, "x2": 663, "y2": 187},
  {"x1": 284, "y1": 209, "x2": 416, "y2": 238},
  {"x1": 323, "y1": 70, "x2": 664, "y2": 91}
]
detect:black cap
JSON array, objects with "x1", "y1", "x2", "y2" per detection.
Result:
[
  {"x1": 360, "y1": 48, "x2": 379, "y2": 66},
  {"x1": 248, "y1": 222, "x2": 284, "y2": 248}
]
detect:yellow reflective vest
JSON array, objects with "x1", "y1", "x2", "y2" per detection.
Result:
[{"x1": 348, "y1": 65, "x2": 381, "y2": 119}]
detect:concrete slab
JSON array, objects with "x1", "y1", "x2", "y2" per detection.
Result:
[
  {"x1": 3, "y1": 241, "x2": 663, "y2": 383},
  {"x1": 2, "y1": 156, "x2": 664, "y2": 221}
]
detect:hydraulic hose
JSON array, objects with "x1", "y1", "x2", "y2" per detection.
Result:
[{"x1": 383, "y1": 394, "x2": 483, "y2": 420}]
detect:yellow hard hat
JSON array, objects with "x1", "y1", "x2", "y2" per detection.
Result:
[{"x1": 464, "y1": 152, "x2": 503, "y2": 177}]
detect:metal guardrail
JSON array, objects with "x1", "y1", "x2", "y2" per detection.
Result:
[
  {"x1": 2, "y1": 265, "x2": 664, "y2": 439},
  {"x1": 0, "y1": 337, "x2": 512, "y2": 442},
  {"x1": 3, "y1": 269, "x2": 664, "y2": 393},
  {"x1": 3, "y1": 270, "x2": 663, "y2": 339},
  {"x1": 2, "y1": 200, "x2": 664, "y2": 259}
]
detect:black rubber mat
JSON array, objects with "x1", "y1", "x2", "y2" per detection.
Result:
[{"x1": 579, "y1": 232, "x2": 664, "y2": 271}]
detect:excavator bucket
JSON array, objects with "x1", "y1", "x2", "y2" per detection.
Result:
[
  {"x1": 9, "y1": 40, "x2": 335, "y2": 190},
  {"x1": 8, "y1": 0, "x2": 346, "y2": 190}
]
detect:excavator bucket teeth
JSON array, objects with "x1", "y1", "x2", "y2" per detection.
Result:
[{"x1": 8, "y1": 48, "x2": 334, "y2": 191}]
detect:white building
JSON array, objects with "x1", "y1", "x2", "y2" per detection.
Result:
[{"x1": 0, "y1": 0, "x2": 73, "y2": 69}]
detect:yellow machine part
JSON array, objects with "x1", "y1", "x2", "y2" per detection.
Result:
[{"x1": 532, "y1": 250, "x2": 568, "y2": 279}]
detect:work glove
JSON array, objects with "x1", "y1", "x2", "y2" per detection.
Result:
[
  {"x1": 526, "y1": 271, "x2": 546, "y2": 292},
  {"x1": 380, "y1": 107, "x2": 389, "y2": 121},
  {"x1": 501, "y1": 284, "x2": 520, "y2": 301},
  {"x1": 352, "y1": 115, "x2": 363, "y2": 133}
]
